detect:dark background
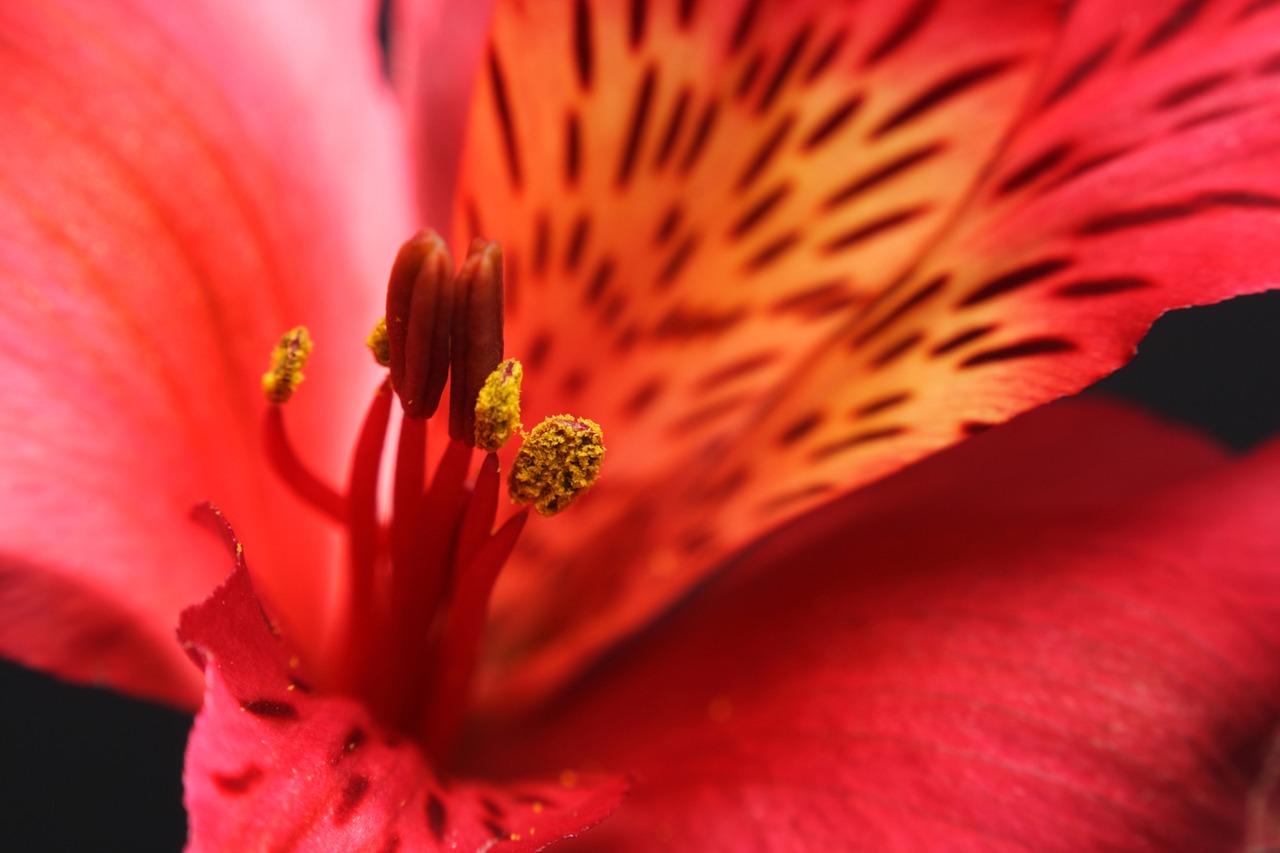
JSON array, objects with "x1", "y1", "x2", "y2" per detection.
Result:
[{"x1": 2, "y1": 292, "x2": 1279, "y2": 850}]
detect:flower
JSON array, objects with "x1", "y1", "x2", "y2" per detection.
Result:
[{"x1": 3, "y1": 0, "x2": 1280, "y2": 849}]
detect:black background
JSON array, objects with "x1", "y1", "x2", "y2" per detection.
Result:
[{"x1": 2, "y1": 291, "x2": 1279, "y2": 850}]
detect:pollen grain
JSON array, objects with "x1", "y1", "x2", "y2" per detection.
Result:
[
  {"x1": 508, "y1": 415, "x2": 605, "y2": 516},
  {"x1": 261, "y1": 326, "x2": 314, "y2": 404},
  {"x1": 475, "y1": 358, "x2": 523, "y2": 451}
]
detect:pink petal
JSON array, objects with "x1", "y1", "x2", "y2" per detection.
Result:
[
  {"x1": 392, "y1": 0, "x2": 498, "y2": 231},
  {"x1": 0, "y1": 0, "x2": 415, "y2": 706},
  {"x1": 180, "y1": 560, "x2": 624, "y2": 852},
  {"x1": 467, "y1": 399, "x2": 1280, "y2": 849}
]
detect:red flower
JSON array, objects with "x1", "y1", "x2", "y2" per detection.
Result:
[{"x1": 4, "y1": 0, "x2": 1280, "y2": 848}]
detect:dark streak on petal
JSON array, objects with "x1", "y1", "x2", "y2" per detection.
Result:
[
  {"x1": 729, "y1": 0, "x2": 764, "y2": 55},
  {"x1": 757, "y1": 24, "x2": 813, "y2": 114},
  {"x1": 679, "y1": 100, "x2": 721, "y2": 174},
  {"x1": 959, "y1": 336, "x2": 1077, "y2": 368},
  {"x1": 805, "y1": 29, "x2": 847, "y2": 82},
  {"x1": 654, "y1": 88, "x2": 692, "y2": 169},
  {"x1": 803, "y1": 94, "x2": 864, "y2": 151},
  {"x1": 824, "y1": 144, "x2": 943, "y2": 209},
  {"x1": 624, "y1": 379, "x2": 663, "y2": 415},
  {"x1": 1136, "y1": 0, "x2": 1211, "y2": 57},
  {"x1": 1041, "y1": 38, "x2": 1116, "y2": 109},
  {"x1": 853, "y1": 391, "x2": 912, "y2": 418},
  {"x1": 958, "y1": 258, "x2": 1073, "y2": 307},
  {"x1": 573, "y1": 0, "x2": 594, "y2": 90},
  {"x1": 736, "y1": 113, "x2": 796, "y2": 192},
  {"x1": 618, "y1": 65, "x2": 658, "y2": 187},
  {"x1": 769, "y1": 280, "x2": 861, "y2": 318},
  {"x1": 824, "y1": 206, "x2": 930, "y2": 254},
  {"x1": 585, "y1": 258, "x2": 615, "y2": 304},
  {"x1": 812, "y1": 426, "x2": 907, "y2": 460},
  {"x1": 334, "y1": 774, "x2": 371, "y2": 825},
  {"x1": 488, "y1": 48, "x2": 522, "y2": 189},
  {"x1": 1154, "y1": 71, "x2": 1235, "y2": 110},
  {"x1": 872, "y1": 331, "x2": 924, "y2": 367},
  {"x1": 931, "y1": 324, "x2": 997, "y2": 357},
  {"x1": 698, "y1": 351, "x2": 778, "y2": 390},
  {"x1": 629, "y1": 0, "x2": 647, "y2": 49},
  {"x1": 853, "y1": 274, "x2": 947, "y2": 346},
  {"x1": 213, "y1": 765, "x2": 264, "y2": 795},
  {"x1": 863, "y1": 0, "x2": 940, "y2": 67},
  {"x1": 729, "y1": 184, "x2": 791, "y2": 239},
  {"x1": 565, "y1": 214, "x2": 591, "y2": 273},
  {"x1": 1078, "y1": 191, "x2": 1280, "y2": 234},
  {"x1": 426, "y1": 793, "x2": 447, "y2": 842},
  {"x1": 744, "y1": 231, "x2": 801, "y2": 272},
  {"x1": 565, "y1": 112, "x2": 582, "y2": 186},
  {"x1": 873, "y1": 59, "x2": 1016, "y2": 138},
  {"x1": 654, "y1": 205, "x2": 684, "y2": 245},
  {"x1": 995, "y1": 142, "x2": 1074, "y2": 196},
  {"x1": 1054, "y1": 276, "x2": 1154, "y2": 298},
  {"x1": 777, "y1": 412, "x2": 825, "y2": 446},
  {"x1": 240, "y1": 699, "x2": 299, "y2": 720}
]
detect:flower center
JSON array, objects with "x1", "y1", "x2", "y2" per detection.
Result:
[{"x1": 260, "y1": 230, "x2": 604, "y2": 763}]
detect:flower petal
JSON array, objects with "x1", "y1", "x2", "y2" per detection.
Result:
[
  {"x1": 451, "y1": 0, "x2": 1071, "y2": 707},
  {"x1": 470, "y1": 399, "x2": 1280, "y2": 848},
  {"x1": 445, "y1": 0, "x2": 1280, "y2": 706},
  {"x1": 181, "y1": 560, "x2": 625, "y2": 852},
  {"x1": 0, "y1": 0, "x2": 414, "y2": 705}
]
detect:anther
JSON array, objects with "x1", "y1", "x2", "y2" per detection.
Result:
[
  {"x1": 508, "y1": 415, "x2": 605, "y2": 516},
  {"x1": 366, "y1": 318, "x2": 390, "y2": 367},
  {"x1": 261, "y1": 326, "x2": 313, "y2": 404},
  {"x1": 474, "y1": 358, "x2": 523, "y2": 452},
  {"x1": 385, "y1": 230, "x2": 455, "y2": 419},
  {"x1": 449, "y1": 240, "x2": 505, "y2": 446}
]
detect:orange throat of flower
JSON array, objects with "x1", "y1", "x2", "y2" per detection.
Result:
[{"x1": 260, "y1": 229, "x2": 605, "y2": 763}]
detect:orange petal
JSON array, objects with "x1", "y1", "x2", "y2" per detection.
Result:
[{"x1": 444, "y1": 0, "x2": 1280, "y2": 709}]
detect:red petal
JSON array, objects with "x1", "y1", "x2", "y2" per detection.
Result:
[
  {"x1": 0, "y1": 0, "x2": 414, "y2": 705},
  {"x1": 181, "y1": 562, "x2": 625, "y2": 852},
  {"x1": 444, "y1": 0, "x2": 1280, "y2": 707},
  {"x1": 467, "y1": 400, "x2": 1280, "y2": 849}
]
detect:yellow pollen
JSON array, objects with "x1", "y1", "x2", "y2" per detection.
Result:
[
  {"x1": 508, "y1": 415, "x2": 605, "y2": 516},
  {"x1": 366, "y1": 318, "x2": 390, "y2": 367},
  {"x1": 474, "y1": 358, "x2": 523, "y2": 452},
  {"x1": 261, "y1": 326, "x2": 313, "y2": 404}
]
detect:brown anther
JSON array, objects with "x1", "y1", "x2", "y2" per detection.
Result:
[
  {"x1": 449, "y1": 239, "x2": 504, "y2": 446},
  {"x1": 386, "y1": 230, "x2": 455, "y2": 419}
]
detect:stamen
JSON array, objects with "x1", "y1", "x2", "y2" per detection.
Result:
[
  {"x1": 262, "y1": 408, "x2": 345, "y2": 522},
  {"x1": 449, "y1": 240, "x2": 505, "y2": 445},
  {"x1": 386, "y1": 230, "x2": 455, "y2": 419},
  {"x1": 508, "y1": 416, "x2": 606, "y2": 516},
  {"x1": 332, "y1": 381, "x2": 394, "y2": 697},
  {"x1": 261, "y1": 326, "x2": 313, "y2": 404},
  {"x1": 366, "y1": 318, "x2": 390, "y2": 367},
  {"x1": 474, "y1": 358, "x2": 523, "y2": 452}
]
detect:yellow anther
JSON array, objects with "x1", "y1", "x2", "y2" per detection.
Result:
[
  {"x1": 261, "y1": 326, "x2": 313, "y2": 404},
  {"x1": 508, "y1": 415, "x2": 605, "y2": 516},
  {"x1": 366, "y1": 318, "x2": 390, "y2": 367},
  {"x1": 474, "y1": 358, "x2": 523, "y2": 452}
]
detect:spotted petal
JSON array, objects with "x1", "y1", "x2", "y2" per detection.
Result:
[
  {"x1": 435, "y1": 0, "x2": 1280, "y2": 701},
  {"x1": 181, "y1": 559, "x2": 625, "y2": 851},
  {"x1": 467, "y1": 400, "x2": 1280, "y2": 849},
  {"x1": 0, "y1": 0, "x2": 413, "y2": 706}
]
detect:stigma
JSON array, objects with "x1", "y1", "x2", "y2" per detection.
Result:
[{"x1": 257, "y1": 229, "x2": 604, "y2": 759}]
